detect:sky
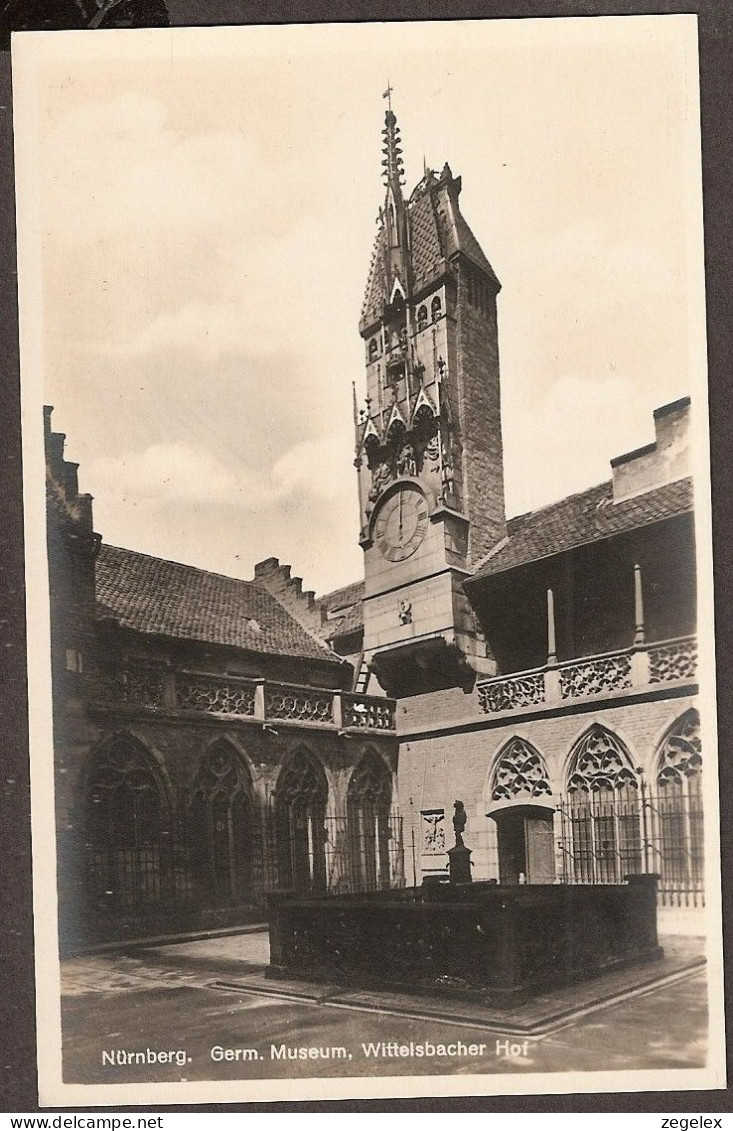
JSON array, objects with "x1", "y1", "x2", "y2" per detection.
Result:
[{"x1": 14, "y1": 16, "x2": 705, "y2": 595}]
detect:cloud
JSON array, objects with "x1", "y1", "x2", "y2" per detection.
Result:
[
  {"x1": 86, "y1": 431, "x2": 362, "y2": 592},
  {"x1": 89, "y1": 430, "x2": 353, "y2": 513},
  {"x1": 89, "y1": 441, "x2": 244, "y2": 506}
]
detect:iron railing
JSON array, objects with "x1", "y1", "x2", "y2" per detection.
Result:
[
  {"x1": 557, "y1": 782, "x2": 704, "y2": 907},
  {"x1": 83, "y1": 808, "x2": 406, "y2": 919}
]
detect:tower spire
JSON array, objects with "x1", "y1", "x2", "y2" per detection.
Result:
[{"x1": 381, "y1": 88, "x2": 405, "y2": 196}]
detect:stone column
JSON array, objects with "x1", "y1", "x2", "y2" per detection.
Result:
[{"x1": 546, "y1": 587, "x2": 557, "y2": 666}]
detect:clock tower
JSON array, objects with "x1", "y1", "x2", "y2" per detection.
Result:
[{"x1": 355, "y1": 100, "x2": 506, "y2": 696}]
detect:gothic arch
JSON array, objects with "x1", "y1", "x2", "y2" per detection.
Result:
[
  {"x1": 565, "y1": 724, "x2": 639, "y2": 793},
  {"x1": 83, "y1": 732, "x2": 171, "y2": 911},
  {"x1": 187, "y1": 739, "x2": 257, "y2": 906},
  {"x1": 653, "y1": 709, "x2": 703, "y2": 893},
  {"x1": 273, "y1": 747, "x2": 329, "y2": 893},
  {"x1": 347, "y1": 749, "x2": 393, "y2": 891},
  {"x1": 563, "y1": 725, "x2": 641, "y2": 884},
  {"x1": 489, "y1": 737, "x2": 552, "y2": 803},
  {"x1": 656, "y1": 709, "x2": 701, "y2": 787}
]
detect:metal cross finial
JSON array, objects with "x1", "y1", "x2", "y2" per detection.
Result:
[{"x1": 383, "y1": 83, "x2": 393, "y2": 111}]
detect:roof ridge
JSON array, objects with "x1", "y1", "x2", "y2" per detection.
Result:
[
  {"x1": 100, "y1": 542, "x2": 262, "y2": 590},
  {"x1": 261, "y1": 583, "x2": 347, "y2": 661},
  {"x1": 505, "y1": 479, "x2": 612, "y2": 526}
]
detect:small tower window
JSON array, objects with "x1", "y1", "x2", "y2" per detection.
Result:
[
  {"x1": 431, "y1": 295, "x2": 442, "y2": 322},
  {"x1": 417, "y1": 305, "x2": 428, "y2": 331},
  {"x1": 368, "y1": 338, "x2": 379, "y2": 362}
]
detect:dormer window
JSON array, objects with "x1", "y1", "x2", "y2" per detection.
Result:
[
  {"x1": 417, "y1": 305, "x2": 428, "y2": 331},
  {"x1": 431, "y1": 295, "x2": 442, "y2": 322}
]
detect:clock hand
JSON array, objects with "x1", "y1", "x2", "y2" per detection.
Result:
[{"x1": 398, "y1": 490, "x2": 403, "y2": 542}]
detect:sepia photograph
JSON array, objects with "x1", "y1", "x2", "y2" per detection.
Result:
[{"x1": 11, "y1": 14, "x2": 725, "y2": 1106}]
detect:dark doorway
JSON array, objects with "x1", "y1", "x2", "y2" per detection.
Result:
[{"x1": 492, "y1": 805, "x2": 556, "y2": 884}]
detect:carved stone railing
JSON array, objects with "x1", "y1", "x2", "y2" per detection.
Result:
[
  {"x1": 648, "y1": 637, "x2": 698, "y2": 685},
  {"x1": 176, "y1": 672, "x2": 256, "y2": 717},
  {"x1": 96, "y1": 663, "x2": 165, "y2": 710},
  {"x1": 93, "y1": 665, "x2": 396, "y2": 733},
  {"x1": 341, "y1": 694, "x2": 396, "y2": 731},
  {"x1": 477, "y1": 671, "x2": 545, "y2": 714},
  {"x1": 559, "y1": 652, "x2": 633, "y2": 701},
  {"x1": 477, "y1": 635, "x2": 697, "y2": 716},
  {"x1": 265, "y1": 682, "x2": 333, "y2": 725}
]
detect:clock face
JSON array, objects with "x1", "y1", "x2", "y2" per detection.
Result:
[{"x1": 374, "y1": 485, "x2": 429, "y2": 562}]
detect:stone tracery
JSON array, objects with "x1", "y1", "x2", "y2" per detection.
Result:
[{"x1": 491, "y1": 738, "x2": 551, "y2": 801}]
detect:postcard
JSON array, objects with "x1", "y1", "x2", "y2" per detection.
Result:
[{"x1": 12, "y1": 15, "x2": 726, "y2": 1107}]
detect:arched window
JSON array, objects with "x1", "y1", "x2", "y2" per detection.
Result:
[
  {"x1": 655, "y1": 710, "x2": 703, "y2": 894},
  {"x1": 417, "y1": 305, "x2": 428, "y2": 331},
  {"x1": 188, "y1": 742, "x2": 255, "y2": 907},
  {"x1": 274, "y1": 749, "x2": 328, "y2": 893},
  {"x1": 368, "y1": 338, "x2": 379, "y2": 362},
  {"x1": 85, "y1": 736, "x2": 168, "y2": 911},
  {"x1": 431, "y1": 295, "x2": 442, "y2": 322},
  {"x1": 347, "y1": 751, "x2": 393, "y2": 891},
  {"x1": 565, "y1": 726, "x2": 640, "y2": 883},
  {"x1": 491, "y1": 738, "x2": 551, "y2": 801}
]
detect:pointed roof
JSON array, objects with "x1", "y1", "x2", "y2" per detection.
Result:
[
  {"x1": 360, "y1": 128, "x2": 500, "y2": 333},
  {"x1": 385, "y1": 400, "x2": 407, "y2": 437},
  {"x1": 411, "y1": 386, "x2": 438, "y2": 426}
]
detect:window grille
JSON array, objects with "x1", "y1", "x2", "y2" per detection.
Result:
[
  {"x1": 347, "y1": 751, "x2": 393, "y2": 891},
  {"x1": 188, "y1": 741, "x2": 256, "y2": 907},
  {"x1": 564, "y1": 726, "x2": 641, "y2": 883},
  {"x1": 273, "y1": 749, "x2": 328, "y2": 893},
  {"x1": 85, "y1": 736, "x2": 169, "y2": 911},
  {"x1": 653, "y1": 710, "x2": 704, "y2": 902}
]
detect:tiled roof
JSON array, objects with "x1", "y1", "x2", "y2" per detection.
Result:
[
  {"x1": 361, "y1": 223, "x2": 388, "y2": 329},
  {"x1": 409, "y1": 189, "x2": 445, "y2": 293},
  {"x1": 318, "y1": 579, "x2": 365, "y2": 641},
  {"x1": 438, "y1": 194, "x2": 501, "y2": 289},
  {"x1": 95, "y1": 544, "x2": 341, "y2": 663},
  {"x1": 360, "y1": 169, "x2": 499, "y2": 328},
  {"x1": 469, "y1": 477, "x2": 694, "y2": 582}
]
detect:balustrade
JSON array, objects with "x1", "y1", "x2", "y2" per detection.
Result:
[
  {"x1": 93, "y1": 665, "x2": 396, "y2": 732},
  {"x1": 264, "y1": 682, "x2": 334, "y2": 725},
  {"x1": 176, "y1": 672, "x2": 256, "y2": 717},
  {"x1": 477, "y1": 635, "x2": 697, "y2": 716},
  {"x1": 342, "y1": 694, "x2": 396, "y2": 730}
]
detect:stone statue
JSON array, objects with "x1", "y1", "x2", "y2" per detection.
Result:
[
  {"x1": 453, "y1": 800, "x2": 467, "y2": 847},
  {"x1": 397, "y1": 442, "x2": 417, "y2": 478}
]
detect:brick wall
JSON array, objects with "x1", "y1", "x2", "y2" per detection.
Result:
[
  {"x1": 455, "y1": 268, "x2": 506, "y2": 565},
  {"x1": 395, "y1": 692, "x2": 698, "y2": 883}
]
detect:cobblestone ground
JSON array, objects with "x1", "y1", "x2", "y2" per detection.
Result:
[{"x1": 59, "y1": 931, "x2": 710, "y2": 1086}]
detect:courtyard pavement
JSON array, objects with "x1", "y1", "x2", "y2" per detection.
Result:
[{"x1": 59, "y1": 929, "x2": 709, "y2": 1086}]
